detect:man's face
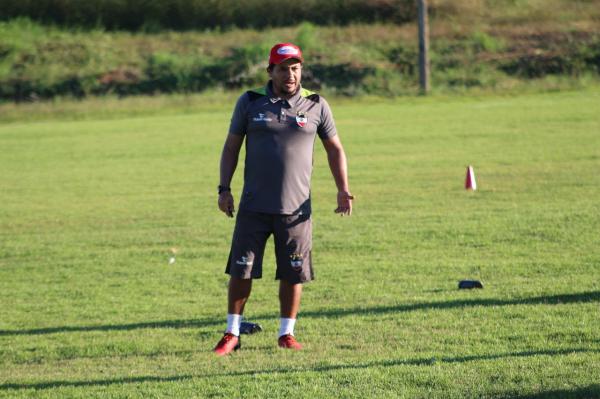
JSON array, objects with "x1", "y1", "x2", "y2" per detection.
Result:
[{"x1": 268, "y1": 59, "x2": 302, "y2": 97}]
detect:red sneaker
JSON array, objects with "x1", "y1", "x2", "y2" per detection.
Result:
[
  {"x1": 214, "y1": 333, "x2": 240, "y2": 356},
  {"x1": 278, "y1": 334, "x2": 302, "y2": 350}
]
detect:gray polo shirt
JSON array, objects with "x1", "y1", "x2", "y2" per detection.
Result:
[{"x1": 228, "y1": 82, "x2": 337, "y2": 215}]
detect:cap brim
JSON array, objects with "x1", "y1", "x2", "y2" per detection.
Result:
[{"x1": 272, "y1": 56, "x2": 303, "y2": 64}]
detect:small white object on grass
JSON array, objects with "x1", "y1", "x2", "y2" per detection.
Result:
[{"x1": 168, "y1": 247, "x2": 178, "y2": 265}]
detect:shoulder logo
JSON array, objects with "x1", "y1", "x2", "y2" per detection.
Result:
[
  {"x1": 295, "y1": 112, "x2": 307, "y2": 128},
  {"x1": 277, "y1": 46, "x2": 299, "y2": 55}
]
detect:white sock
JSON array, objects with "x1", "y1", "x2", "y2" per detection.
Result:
[
  {"x1": 279, "y1": 317, "x2": 296, "y2": 337},
  {"x1": 226, "y1": 314, "x2": 242, "y2": 336}
]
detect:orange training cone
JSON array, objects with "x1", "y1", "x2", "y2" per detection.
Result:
[{"x1": 465, "y1": 165, "x2": 477, "y2": 190}]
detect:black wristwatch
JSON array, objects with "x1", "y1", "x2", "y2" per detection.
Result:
[{"x1": 218, "y1": 185, "x2": 231, "y2": 194}]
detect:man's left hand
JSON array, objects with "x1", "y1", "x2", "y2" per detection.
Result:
[{"x1": 335, "y1": 191, "x2": 354, "y2": 216}]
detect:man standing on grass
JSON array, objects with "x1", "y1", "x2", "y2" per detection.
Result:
[{"x1": 214, "y1": 43, "x2": 353, "y2": 355}]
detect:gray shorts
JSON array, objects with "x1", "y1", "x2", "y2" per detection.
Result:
[{"x1": 225, "y1": 210, "x2": 314, "y2": 284}]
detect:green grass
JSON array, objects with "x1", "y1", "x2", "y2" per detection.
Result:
[{"x1": 1, "y1": 88, "x2": 600, "y2": 398}]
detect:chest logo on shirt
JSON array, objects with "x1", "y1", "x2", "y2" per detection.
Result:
[
  {"x1": 253, "y1": 113, "x2": 273, "y2": 122},
  {"x1": 295, "y1": 112, "x2": 308, "y2": 128}
]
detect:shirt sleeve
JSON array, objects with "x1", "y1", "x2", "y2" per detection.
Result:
[
  {"x1": 316, "y1": 97, "x2": 338, "y2": 140},
  {"x1": 228, "y1": 93, "x2": 250, "y2": 136}
]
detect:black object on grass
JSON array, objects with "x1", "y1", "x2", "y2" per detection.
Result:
[
  {"x1": 240, "y1": 321, "x2": 263, "y2": 334},
  {"x1": 458, "y1": 280, "x2": 484, "y2": 289}
]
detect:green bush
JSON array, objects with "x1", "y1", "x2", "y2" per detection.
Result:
[
  {"x1": 579, "y1": 39, "x2": 600, "y2": 73},
  {"x1": 295, "y1": 22, "x2": 319, "y2": 53},
  {"x1": 470, "y1": 31, "x2": 505, "y2": 53},
  {"x1": 499, "y1": 49, "x2": 593, "y2": 78},
  {"x1": 386, "y1": 45, "x2": 418, "y2": 77}
]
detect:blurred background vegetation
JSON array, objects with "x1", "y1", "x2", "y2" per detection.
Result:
[
  {"x1": 0, "y1": 0, "x2": 417, "y2": 30},
  {"x1": 0, "y1": 0, "x2": 599, "y2": 101}
]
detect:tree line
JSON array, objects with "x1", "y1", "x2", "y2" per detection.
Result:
[{"x1": 0, "y1": 0, "x2": 416, "y2": 31}]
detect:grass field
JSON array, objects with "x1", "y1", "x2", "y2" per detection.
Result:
[{"x1": 1, "y1": 89, "x2": 599, "y2": 398}]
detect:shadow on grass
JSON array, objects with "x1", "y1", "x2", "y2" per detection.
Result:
[
  {"x1": 0, "y1": 318, "x2": 223, "y2": 336},
  {"x1": 510, "y1": 384, "x2": 600, "y2": 399},
  {"x1": 300, "y1": 290, "x2": 600, "y2": 319},
  {"x1": 1, "y1": 348, "x2": 599, "y2": 391},
  {"x1": 1, "y1": 291, "x2": 599, "y2": 337}
]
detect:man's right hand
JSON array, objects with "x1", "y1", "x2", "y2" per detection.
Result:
[{"x1": 218, "y1": 192, "x2": 235, "y2": 217}]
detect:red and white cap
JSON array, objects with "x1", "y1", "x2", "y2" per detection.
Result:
[{"x1": 269, "y1": 43, "x2": 303, "y2": 65}]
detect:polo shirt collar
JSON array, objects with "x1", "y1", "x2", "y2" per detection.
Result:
[{"x1": 266, "y1": 81, "x2": 303, "y2": 107}]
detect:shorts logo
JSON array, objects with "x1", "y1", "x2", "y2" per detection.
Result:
[
  {"x1": 253, "y1": 113, "x2": 272, "y2": 122},
  {"x1": 295, "y1": 112, "x2": 307, "y2": 128},
  {"x1": 290, "y1": 253, "x2": 303, "y2": 271},
  {"x1": 236, "y1": 256, "x2": 253, "y2": 266},
  {"x1": 277, "y1": 46, "x2": 299, "y2": 56}
]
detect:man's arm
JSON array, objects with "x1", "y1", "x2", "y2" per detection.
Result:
[
  {"x1": 218, "y1": 133, "x2": 244, "y2": 217},
  {"x1": 321, "y1": 134, "x2": 353, "y2": 216}
]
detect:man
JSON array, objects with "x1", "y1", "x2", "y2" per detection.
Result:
[{"x1": 214, "y1": 43, "x2": 353, "y2": 356}]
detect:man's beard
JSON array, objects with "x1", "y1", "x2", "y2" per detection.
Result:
[{"x1": 281, "y1": 82, "x2": 298, "y2": 94}]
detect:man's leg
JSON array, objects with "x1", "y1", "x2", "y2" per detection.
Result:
[
  {"x1": 214, "y1": 277, "x2": 252, "y2": 356},
  {"x1": 278, "y1": 280, "x2": 303, "y2": 349},
  {"x1": 229, "y1": 276, "x2": 252, "y2": 315},
  {"x1": 279, "y1": 279, "x2": 302, "y2": 318},
  {"x1": 216, "y1": 210, "x2": 269, "y2": 356},
  {"x1": 274, "y1": 213, "x2": 312, "y2": 350}
]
